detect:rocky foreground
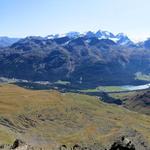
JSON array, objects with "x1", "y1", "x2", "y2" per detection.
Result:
[{"x1": 0, "y1": 136, "x2": 149, "y2": 150}]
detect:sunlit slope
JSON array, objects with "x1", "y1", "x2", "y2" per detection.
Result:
[{"x1": 0, "y1": 84, "x2": 150, "y2": 149}]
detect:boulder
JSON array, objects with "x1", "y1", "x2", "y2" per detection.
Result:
[{"x1": 109, "y1": 136, "x2": 135, "y2": 150}]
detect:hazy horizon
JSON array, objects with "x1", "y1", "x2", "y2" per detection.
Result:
[{"x1": 1, "y1": 0, "x2": 150, "y2": 41}]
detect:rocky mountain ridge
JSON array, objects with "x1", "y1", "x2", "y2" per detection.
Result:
[{"x1": 0, "y1": 32, "x2": 149, "y2": 89}]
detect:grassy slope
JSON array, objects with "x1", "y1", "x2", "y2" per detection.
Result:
[
  {"x1": 0, "y1": 84, "x2": 150, "y2": 149},
  {"x1": 110, "y1": 90, "x2": 150, "y2": 115},
  {"x1": 80, "y1": 86, "x2": 126, "y2": 92}
]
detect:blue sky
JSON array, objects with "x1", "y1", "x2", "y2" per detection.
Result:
[{"x1": 0, "y1": 0, "x2": 150, "y2": 41}]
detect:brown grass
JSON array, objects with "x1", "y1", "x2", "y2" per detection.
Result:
[{"x1": 0, "y1": 84, "x2": 149, "y2": 148}]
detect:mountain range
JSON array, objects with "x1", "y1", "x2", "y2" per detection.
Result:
[
  {"x1": 0, "y1": 30, "x2": 147, "y2": 47},
  {"x1": 0, "y1": 37, "x2": 20, "y2": 47},
  {"x1": 1, "y1": 30, "x2": 150, "y2": 48},
  {"x1": 46, "y1": 30, "x2": 133, "y2": 46},
  {"x1": 0, "y1": 30, "x2": 150, "y2": 89}
]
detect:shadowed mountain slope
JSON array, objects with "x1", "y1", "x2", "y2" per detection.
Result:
[{"x1": 0, "y1": 35, "x2": 149, "y2": 89}]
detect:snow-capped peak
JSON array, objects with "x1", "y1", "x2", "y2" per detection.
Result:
[
  {"x1": 95, "y1": 30, "x2": 115, "y2": 38},
  {"x1": 116, "y1": 33, "x2": 127, "y2": 38},
  {"x1": 46, "y1": 32, "x2": 80, "y2": 39},
  {"x1": 46, "y1": 30, "x2": 133, "y2": 46},
  {"x1": 115, "y1": 33, "x2": 133, "y2": 45},
  {"x1": 66, "y1": 32, "x2": 80, "y2": 38}
]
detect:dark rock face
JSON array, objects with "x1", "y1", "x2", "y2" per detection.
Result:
[
  {"x1": 11, "y1": 139, "x2": 24, "y2": 149},
  {"x1": 109, "y1": 136, "x2": 136, "y2": 150}
]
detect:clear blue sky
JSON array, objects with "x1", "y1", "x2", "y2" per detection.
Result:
[{"x1": 0, "y1": 0, "x2": 150, "y2": 41}]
